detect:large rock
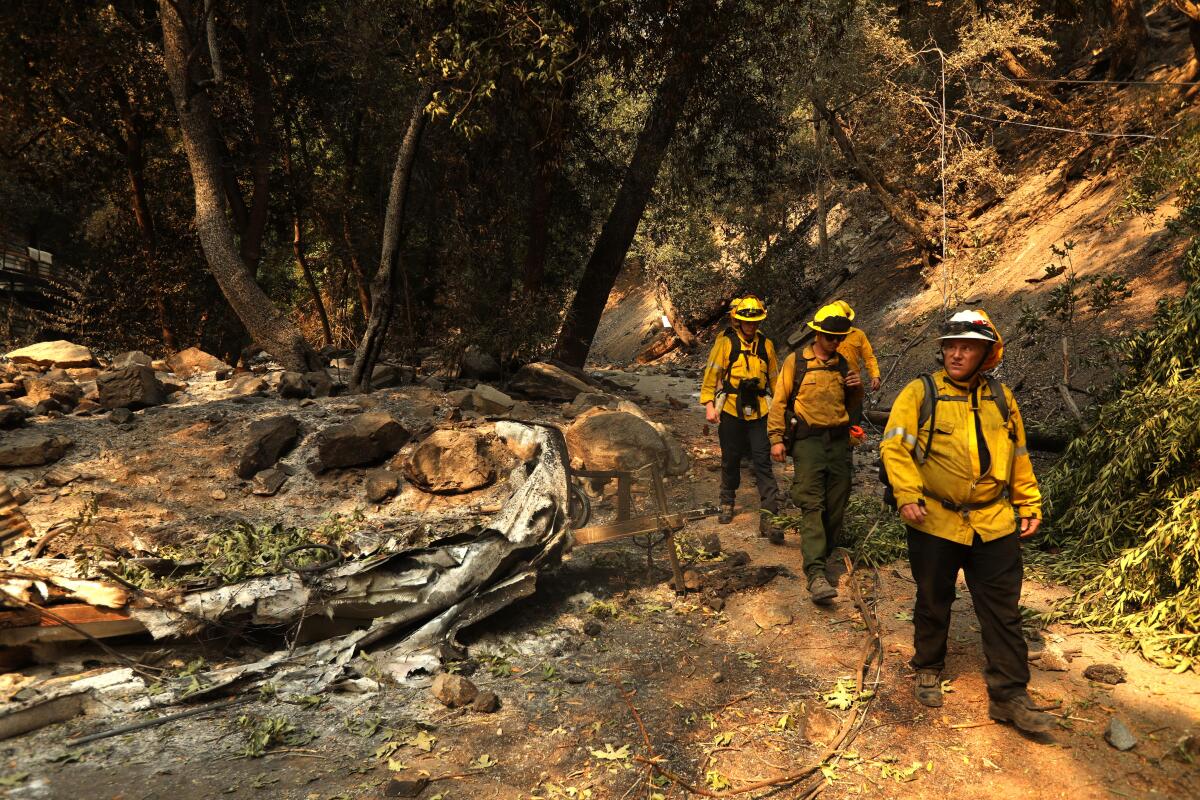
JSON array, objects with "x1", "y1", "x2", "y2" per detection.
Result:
[
  {"x1": 404, "y1": 429, "x2": 497, "y2": 494},
  {"x1": 430, "y1": 673, "x2": 478, "y2": 708},
  {"x1": 365, "y1": 469, "x2": 401, "y2": 503},
  {"x1": 5, "y1": 341, "x2": 95, "y2": 369},
  {"x1": 166, "y1": 347, "x2": 232, "y2": 379},
  {"x1": 460, "y1": 348, "x2": 502, "y2": 380},
  {"x1": 238, "y1": 415, "x2": 301, "y2": 479},
  {"x1": 225, "y1": 373, "x2": 268, "y2": 397},
  {"x1": 305, "y1": 370, "x2": 334, "y2": 398},
  {"x1": 23, "y1": 376, "x2": 82, "y2": 410},
  {"x1": 371, "y1": 364, "x2": 414, "y2": 388},
  {"x1": 650, "y1": 421, "x2": 691, "y2": 476},
  {"x1": 509, "y1": 362, "x2": 590, "y2": 402},
  {"x1": 565, "y1": 410, "x2": 667, "y2": 473},
  {"x1": 112, "y1": 351, "x2": 154, "y2": 369},
  {"x1": 0, "y1": 405, "x2": 25, "y2": 429},
  {"x1": 309, "y1": 412, "x2": 411, "y2": 473},
  {"x1": 277, "y1": 371, "x2": 311, "y2": 399},
  {"x1": 97, "y1": 366, "x2": 166, "y2": 409},
  {"x1": 449, "y1": 385, "x2": 515, "y2": 415},
  {"x1": 0, "y1": 432, "x2": 72, "y2": 467},
  {"x1": 563, "y1": 392, "x2": 619, "y2": 420}
]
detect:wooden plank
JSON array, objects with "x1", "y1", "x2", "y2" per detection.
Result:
[
  {"x1": 0, "y1": 603, "x2": 132, "y2": 629},
  {"x1": 573, "y1": 513, "x2": 687, "y2": 545}
]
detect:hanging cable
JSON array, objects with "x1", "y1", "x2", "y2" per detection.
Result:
[{"x1": 951, "y1": 110, "x2": 1173, "y2": 140}]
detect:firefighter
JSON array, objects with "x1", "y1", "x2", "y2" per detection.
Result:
[
  {"x1": 831, "y1": 300, "x2": 882, "y2": 391},
  {"x1": 699, "y1": 296, "x2": 783, "y2": 541},
  {"x1": 879, "y1": 309, "x2": 1051, "y2": 733},
  {"x1": 768, "y1": 303, "x2": 863, "y2": 602}
]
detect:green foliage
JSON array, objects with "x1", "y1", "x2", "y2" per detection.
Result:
[
  {"x1": 1039, "y1": 155, "x2": 1200, "y2": 671},
  {"x1": 235, "y1": 715, "x2": 313, "y2": 758},
  {"x1": 773, "y1": 493, "x2": 906, "y2": 567},
  {"x1": 158, "y1": 515, "x2": 357, "y2": 585}
]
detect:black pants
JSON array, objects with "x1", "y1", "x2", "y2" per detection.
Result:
[
  {"x1": 717, "y1": 412, "x2": 780, "y2": 512},
  {"x1": 906, "y1": 527, "x2": 1030, "y2": 701}
]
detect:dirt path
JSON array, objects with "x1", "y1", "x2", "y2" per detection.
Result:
[{"x1": 4, "y1": 372, "x2": 1198, "y2": 800}]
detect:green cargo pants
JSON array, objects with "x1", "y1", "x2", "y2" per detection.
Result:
[{"x1": 789, "y1": 431, "x2": 852, "y2": 583}]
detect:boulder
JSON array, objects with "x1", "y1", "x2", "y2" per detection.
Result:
[
  {"x1": 156, "y1": 372, "x2": 188, "y2": 394},
  {"x1": 5, "y1": 340, "x2": 95, "y2": 369},
  {"x1": 251, "y1": 468, "x2": 289, "y2": 496},
  {"x1": 72, "y1": 398, "x2": 103, "y2": 416},
  {"x1": 650, "y1": 422, "x2": 690, "y2": 476},
  {"x1": 1083, "y1": 663, "x2": 1126, "y2": 685},
  {"x1": 0, "y1": 405, "x2": 25, "y2": 429},
  {"x1": 277, "y1": 371, "x2": 311, "y2": 399},
  {"x1": 66, "y1": 367, "x2": 100, "y2": 382},
  {"x1": 460, "y1": 347, "x2": 502, "y2": 380},
  {"x1": 565, "y1": 410, "x2": 668, "y2": 473},
  {"x1": 97, "y1": 366, "x2": 166, "y2": 409},
  {"x1": 449, "y1": 384, "x2": 515, "y2": 415},
  {"x1": 404, "y1": 429, "x2": 497, "y2": 494},
  {"x1": 226, "y1": 373, "x2": 268, "y2": 397},
  {"x1": 562, "y1": 392, "x2": 620, "y2": 420},
  {"x1": 371, "y1": 364, "x2": 414, "y2": 388},
  {"x1": 0, "y1": 432, "x2": 72, "y2": 467},
  {"x1": 309, "y1": 412, "x2": 411, "y2": 473},
  {"x1": 23, "y1": 377, "x2": 82, "y2": 410},
  {"x1": 471, "y1": 690, "x2": 501, "y2": 713},
  {"x1": 166, "y1": 347, "x2": 231, "y2": 379},
  {"x1": 509, "y1": 401, "x2": 536, "y2": 420},
  {"x1": 112, "y1": 351, "x2": 154, "y2": 369},
  {"x1": 509, "y1": 362, "x2": 590, "y2": 402},
  {"x1": 0, "y1": 382, "x2": 21, "y2": 399},
  {"x1": 109, "y1": 407, "x2": 135, "y2": 425},
  {"x1": 1105, "y1": 717, "x2": 1137, "y2": 751},
  {"x1": 238, "y1": 415, "x2": 301, "y2": 479},
  {"x1": 365, "y1": 469, "x2": 401, "y2": 503},
  {"x1": 430, "y1": 673, "x2": 478, "y2": 708},
  {"x1": 421, "y1": 376, "x2": 445, "y2": 392},
  {"x1": 305, "y1": 370, "x2": 334, "y2": 398}
]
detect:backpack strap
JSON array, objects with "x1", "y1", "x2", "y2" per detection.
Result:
[
  {"x1": 983, "y1": 373, "x2": 1011, "y2": 423},
  {"x1": 914, "y1": 373, "x2": 937, "y2": 465},
  {"x1": 722, "y1": 328, "x2": 768, "y2": 389}
]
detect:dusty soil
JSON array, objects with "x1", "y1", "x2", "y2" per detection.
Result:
[{"x1": 3, "y1": 373, "x2": 1197, "y2": 800}]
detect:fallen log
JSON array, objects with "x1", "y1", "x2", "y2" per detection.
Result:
[{"x1": 864, "y1": 409, "x2": 1069, "y2": 452}]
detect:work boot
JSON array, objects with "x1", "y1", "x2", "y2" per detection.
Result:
[
  {"x1": 914, "y1": 671, "x2": 943, "y2": 708},
  {"x1": 988, "y1": 693, "x2": 1054, "y2": 734},
  {"x1": 718, "y1": 504, "x2": 734, "y2": 525},
  {"x1": 808, "y1": 574, "x2": 837, "y2": 605},
  {"x1": 759, "y1": 514, "x2": 785, "y2": 545}
]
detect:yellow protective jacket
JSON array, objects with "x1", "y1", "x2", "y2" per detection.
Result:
[
  {"x1": 880, "y1": 370, "x2": 1042, "y2": 545},
  {"x1": 767, "y1": 346, "x2": 863, "y2": 445},
  {"x1": 699, "y1": 329, "x2": 778, "y2": 420},
  {"x1": 840, "y1": 327, "x2": 880, "y2": 379}
]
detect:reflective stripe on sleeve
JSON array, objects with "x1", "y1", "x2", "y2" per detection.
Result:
[
  {"x1": 883, "y1": 427, "x2": 917, "y2": 447},
  {"x1": 1014, "y1": 446, "x2": 1028, "y2": 457}
]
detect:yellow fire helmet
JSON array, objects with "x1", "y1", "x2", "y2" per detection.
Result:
[
  {"x1": 732, "y1": 295, "x2": 767, "y2": 322},
  {"x1": 808, "y1": 302, "x2": 853, "y2": 335},
  {"x1": 938, "y1": 309, "x2": 1005, "y2": 371},
  {"x1": 832, "y1": 300, "x2": 855, "y2": 321}
]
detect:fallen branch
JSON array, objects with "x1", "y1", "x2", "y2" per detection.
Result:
[{"x1": 68, "y1": 695, "x2": 245, "y2": 746}]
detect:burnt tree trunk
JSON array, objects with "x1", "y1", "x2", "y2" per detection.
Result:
[
  {"x1": 654, "y1": 277, "x2": 696, "y2": 349},
  {"x1": 282, "y1": 133, "x2": 334, "y2": 346},
  {"x1": 813, "y1": 96, "x2": 938, "y2": 263},
  {"x1": 1172, "y1": 1, "x2": 1200, "y2": 92},
  {"x1": 350, "y1": 83, "x2": 433, "y2": 393},
  {"x1": 159, "y1": 0, "x2": 319, "y2": 372},
  {"x1": 552, "y1": 51, "x2": 702, "y2": 368},
  {"x1": 1108, "y1": 0, "x2": 1150, "y2": 78}
]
